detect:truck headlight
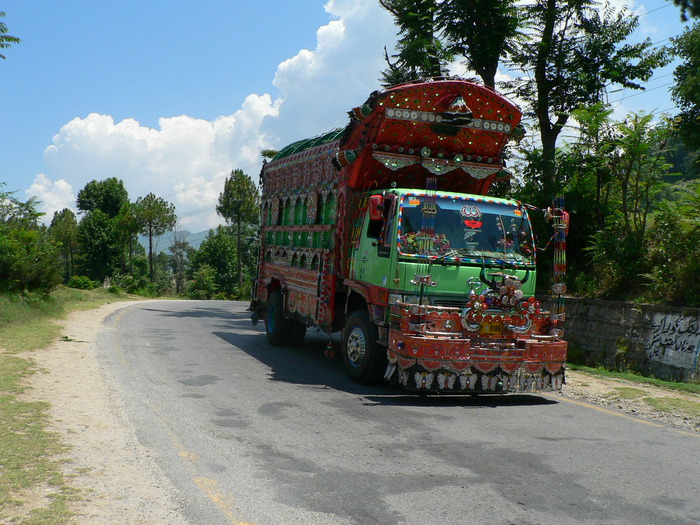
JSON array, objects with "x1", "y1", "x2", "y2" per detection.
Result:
[{"x1": 389, "y1": 294, "x2": 426, "y2": 305}]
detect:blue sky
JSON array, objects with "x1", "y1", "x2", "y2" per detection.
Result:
[{"x1": 0, "y1": 0, "x2": 692, "y2": 232}]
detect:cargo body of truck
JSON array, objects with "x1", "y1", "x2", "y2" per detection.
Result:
[{"x1": 251, "y1": 78, "x2": 567, "y2": 393}]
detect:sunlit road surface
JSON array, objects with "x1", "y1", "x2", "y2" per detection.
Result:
[{"x1": 99, "y1": 300, "x2": 700, "y2": 525}]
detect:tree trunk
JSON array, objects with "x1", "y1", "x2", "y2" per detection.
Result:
[
  {"x1": 540, "y1": 121, "x2": 564, "y2": 196},
  {"x1": 148, "y1": 226, "x2": 154, "y2": 282},
  {"x1": 237, "y1": 218, "x2": 242, "y2": 293},
  {"x1": 534, "y1": 0, "x2": 559, "y2": 194},
  {"x1": 478, "y1": 64, "x2": 497, "y2": 89}
]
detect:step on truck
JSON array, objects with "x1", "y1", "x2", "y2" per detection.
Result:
[{"x1": 251, "y1": 77, "x2": 568, "y2": 393}]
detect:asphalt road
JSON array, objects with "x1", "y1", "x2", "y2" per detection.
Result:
[{"x1": 98, "y1": 300, "x2": 700, "y2": 525}]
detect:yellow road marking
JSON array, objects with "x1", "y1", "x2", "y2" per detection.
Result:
[
  {"x1": 109, "y1": 303, "x2": 257, "y2": 523},
  {"x1": 193, "y1": 476, "x2": 255, "y2": 525},
  {"x1": 169, "y1": 431, "x2": 199, "y2": 462}
]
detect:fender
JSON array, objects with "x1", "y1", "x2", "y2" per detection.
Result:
[{"x1": 343, "y1": 279, "x2": 391, "y2": 326}]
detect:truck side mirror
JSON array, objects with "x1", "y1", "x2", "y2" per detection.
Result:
[{"x1": 368, "y1": 195, "x2": 383, "y2": 221}]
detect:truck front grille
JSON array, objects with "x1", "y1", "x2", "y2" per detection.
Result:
[{"x1": 430, "y1": 298, "x2": 467, "y2": 308}]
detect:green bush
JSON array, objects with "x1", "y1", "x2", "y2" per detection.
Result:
[
  {"x1": 643, "y1": 196, "x2": 700, "y2": 306},
  {"x1": 111, "y1": 272, "x2": 148, "y2": 294},
  {"x1": 67, "y1": 275, "x2": 98, "y2": 290},
  {"x1": 187, "y1": 265, "x2": 219, "y2": 300},
  {"x1": 0, "y1": 226, "x2": 62, "y2": 293}
]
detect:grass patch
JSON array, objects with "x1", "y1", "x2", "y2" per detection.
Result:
[
  {"x1": 643, "y1": 397, "x2": 700, "y2": 418},
  {"x1": 0, "y1": 287, "x2": 137, "y2": 523},
  {"x1": 568, "y1": 364, "x2": 700, "y2": 395},
  {"x1": 604, "y1": 387, "x2": 648, "y2": 401},
  {"x1": 0, "y1": 352, "x2": 74, "y2": 522},
  {"x1": 0, "y1": 287, "x2": 128, "y2": 353}
]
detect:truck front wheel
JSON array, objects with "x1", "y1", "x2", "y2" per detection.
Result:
[
  {"x1": 342, "y1": 310, "x2": 386, "y2": 384},
  {"x1": 265, "y1": 290, "x2": 306, "y2": 347}
]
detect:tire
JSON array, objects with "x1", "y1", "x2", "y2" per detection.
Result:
[
  {"x1": 341, "y1": 310, "x2": 386, "y2": 384},
  {"x1": 265, "y1": 290, "x2": 306, "y2": 347}
]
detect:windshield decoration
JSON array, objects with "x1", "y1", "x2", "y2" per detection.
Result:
[
  {"x1": 460, "y1": 205, "x2": 482, "y2": 229},
  {"x1": 398, "y1": 195, "x2": 535, "y2": 264}
]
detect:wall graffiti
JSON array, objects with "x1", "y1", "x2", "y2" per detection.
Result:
[{"x1": 646, "y1": 313, "x2": 700, "y2": 371}]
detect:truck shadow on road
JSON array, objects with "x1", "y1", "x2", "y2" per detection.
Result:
[{"x1": 216, "y1": 322, "x2": 557, "y2": 409}]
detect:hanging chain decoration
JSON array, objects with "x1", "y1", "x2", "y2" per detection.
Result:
[
  {"x1": 410, "y1": 176, "x2": 440, "y2": 304},
  {"x1": 419, "y1": 176, "x2": 438, "y2": 254},
  {"x1": 546, "y1": 196, "x2": 569, "y2": 335}
]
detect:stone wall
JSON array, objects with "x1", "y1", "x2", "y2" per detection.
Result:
[{"x1": 560, "y1": 298, "x2": 700, "y2": 381}]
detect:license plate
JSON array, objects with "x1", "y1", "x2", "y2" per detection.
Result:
[{"x1": 480, "y1": 322, "x2": 503, "y2": 335}]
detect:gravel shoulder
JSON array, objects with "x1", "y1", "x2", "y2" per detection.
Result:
[
  {"x1": 563, "y1": 369, "x2": 700, "y2": 433},
  {"x1": 22, "y1": 301, "x2": 700, "y2": 522}
]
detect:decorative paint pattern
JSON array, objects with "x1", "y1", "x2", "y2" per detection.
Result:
[{"x1": 386, "y1": 302, "x2": 566, "y2": 393}]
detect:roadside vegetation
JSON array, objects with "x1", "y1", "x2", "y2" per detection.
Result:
[
  {"x1": 568, "y1": 364, "x2": 700, "y2": 395},
  {"x1": 567, "y1": 366, "x2": 700, "y2": 427},
  {"x1": 0, "y1": 287, "x2": 134, "y2": 523},
  {"x1": 0, "y1": 166, "x2": 260, "y2": 304}
]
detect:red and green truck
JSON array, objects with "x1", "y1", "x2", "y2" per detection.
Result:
[{"x1": 251, "y1": 78, "x2": 567, "y2": 393}]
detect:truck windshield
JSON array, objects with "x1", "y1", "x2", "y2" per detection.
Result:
[{"x1": 397, "y1": 195, "x2": 535, "y2": 263}]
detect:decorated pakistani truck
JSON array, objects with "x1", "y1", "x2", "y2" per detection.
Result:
[{"x1": 251, "y1": 77, "x2": 568, "y2": 393}]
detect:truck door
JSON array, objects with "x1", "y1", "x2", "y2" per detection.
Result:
[{"x1": 351, "y1": 194, "x2": 396, "y2": 288}]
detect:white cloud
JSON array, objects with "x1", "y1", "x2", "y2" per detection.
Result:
[
  {"x1": 35, "y1": 93, "x2": 280, "y2": 232},
  {"x1": 28, "y1": 0, "x2": 397, "y2": 233},
  {"x1": 27, "y1": 173, "x2": 75, "y2": 222},
  {"x1": 266, "y1": 0, "x2": 396, "y2": 144}
]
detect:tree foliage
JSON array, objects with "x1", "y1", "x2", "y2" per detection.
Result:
[
  {"x1": 436, "y1": 0, "x2": 522, "y2": 87},
  {"x1": 645, "y1": 181, "x2": 700, "y2": 305},
  {"x1": 216, "y1": 170, "x2": 259, "y2": 226},
  {"x1": 188, "y1": 264, "x2": 219, "y2": 300},
  {"x1": 168, "y1": 225, "x2": 194, "y2": 295},
  {"x1": 380, "y1": 0, "x2": 523, "y2": 87},
  {"x1": 49, "y1": 208, "x2": 78, "y2": 282},
  {"x1": 216, "y1": 169, "x2": 260, "y2": 291},
  {"x1": 189, "y1": 226, "x2": 238, "y2": 299},
  {"x1": 77, "y1": 209, "x2": 120, "y2": 281},
  {"x1": 76, "y1": 178, "x2": 129, "y2": 218},
  {"x1": 0, "y1": 185, "x2": 61, "y2": 293},
  {"x1": 671, "y1": 23, "x2": 700, "y2": 150},
  {"x1": 114, "y1": 201, "x2": 141, "y2": 274},
  {"x1": 553, "y1": 105, "x2": 677, "y2": 298},
  {"x1": 1, "y1": 176, "x2": 209, "y2": 298},
  {"x1": 0, "y1": 186, "x2": 60, "y2": 293},
  {"x1": 0, "y1": 227, "x2": 61, "y2": 293},
  {"x1": 379, "y1": 0, "x2": 451, "y2": 85},
  {"x1": 134, "y1": 193, "x2": 176, "y2": 282},
  {"x1": 260, "y1": 149, "x2": 279, "y2": 159},
  {"x1": 503, "y1": 1, "x2": 670, "y2": 193},
  {"x1": 0, "y1": 11, "x2": 20, "y2": 60},
  {"x1": 671, "y1": 0, "x2": 700, "y2": 20}
]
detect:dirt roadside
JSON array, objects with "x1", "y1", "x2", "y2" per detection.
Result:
[
  {"x1": 562, "y1": 370, "x2": 700, "y2": 433},
  {"x1": 17, "y1": 301, "x2": 700, "y2": 523},
  {"x1": 22, "y1": 301, "x2": 188, "y2": 524}
]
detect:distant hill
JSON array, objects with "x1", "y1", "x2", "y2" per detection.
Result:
[{"x1": 138, "y1": 229, "x2": 210, "y2": 254}]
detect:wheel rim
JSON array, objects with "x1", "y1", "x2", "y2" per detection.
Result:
[{"x1": 346, "y1": 326, "x2": 367, "y2": 367}]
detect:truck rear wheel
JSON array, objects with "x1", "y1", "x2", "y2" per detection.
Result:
[
  {"x1": 342, "y1": 310, "x2": 386, "y2": 384},
  {"x1": 265, "y1": 290, "x2": 306, "y2": 347}
]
